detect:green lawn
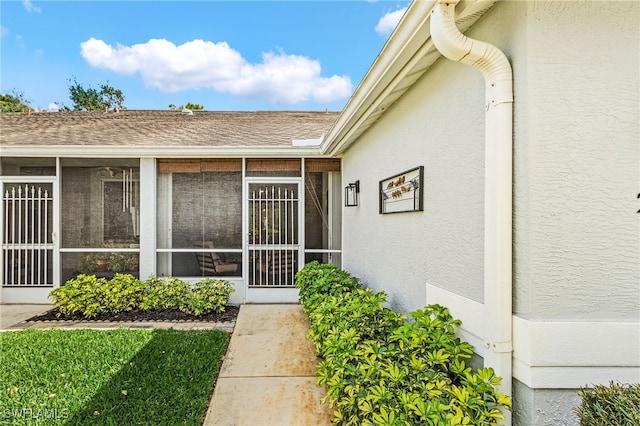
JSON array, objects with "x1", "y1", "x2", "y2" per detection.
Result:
[{"x1": 0, "y1": 328, "x2": 228, "y2": 425}]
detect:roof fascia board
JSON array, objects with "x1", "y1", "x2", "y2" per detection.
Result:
[
  {"x1": 320, "y1": 0, "x2": 437, "y2": 155},
  {"x1": 320, "y1": 0, "x2": 497, "y2": 156},
  {"x1": 0, "y1": 145, "x2": 327, "y2": 158}
]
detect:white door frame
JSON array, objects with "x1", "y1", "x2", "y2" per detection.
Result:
[
  {"x1": 243, "y1": 177, "x2": 303, "y2": 303},
  {"x1": 0, "y1": 176, "x2": 59, "y2": 304}
]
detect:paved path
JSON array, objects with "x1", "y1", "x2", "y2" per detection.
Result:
[
  {"x1": 0, "y1": 304, "x2": 53, "y2": 330},
  {"x1": 203, "y1": 304, "x2": 332, "y2": 426}
]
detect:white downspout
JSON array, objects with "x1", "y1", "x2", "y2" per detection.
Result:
[{"x1": 430, "y1": 0, "x2": 513, "y2": 423}]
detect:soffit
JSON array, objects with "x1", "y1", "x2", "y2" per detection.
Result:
[{"x1": 322, "y1": 0, "x2": 498, "y2": 156}]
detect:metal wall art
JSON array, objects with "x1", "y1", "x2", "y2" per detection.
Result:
[{"x1": 379, "y1": 166, "x2": 424, "y2": 214}]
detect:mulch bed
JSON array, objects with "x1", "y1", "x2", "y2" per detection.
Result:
[{"x1": 26, "y1": 305, "x2": 240, "y2": 323}]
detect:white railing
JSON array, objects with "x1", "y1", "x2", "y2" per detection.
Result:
[
  {"x1": 2, "y1": 184, "x2": 53, "y2": 286},
  {"x1": 248, "y1": 185, "x2": 298, "y2": 287}
]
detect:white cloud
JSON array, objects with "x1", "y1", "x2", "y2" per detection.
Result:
[
  {"x1": 0, "y1": 26, "x2": 8, "y2": 38},
  {"x1": 375, "y1": 7, "x2": 407, "y2": 36},
  {"x1": 22, "y1": 0, "x2": 41, "y2": 13},
  {"x1": 80, "y1": 37, "x2": 353, "y2": 104},
  {"x1": 46, "y1": 103, "x2": 60, "y2": 112}
]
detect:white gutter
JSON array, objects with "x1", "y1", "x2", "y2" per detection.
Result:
[{"x1": 430, "y1": 0, "x2": 514, "y2": 422}]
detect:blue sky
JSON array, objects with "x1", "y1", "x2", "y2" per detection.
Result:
[{"x1": 1, "y1": 0, "x2": 410, "y2": 111}]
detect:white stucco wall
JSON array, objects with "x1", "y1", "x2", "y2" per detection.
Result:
[
  {"x1": 342, "y1": 54, "x2": 486, "y2": 314},
  {"x1": 513, "y1": 0, "x2": 640, "y2": 321},
  {"x1": 342, "y1": 0, "x2": 639, "y2": 322}
]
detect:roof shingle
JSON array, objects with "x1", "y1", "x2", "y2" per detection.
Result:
[{"x1": 0, "y1": 110, "x2": 339, "y2": 148}]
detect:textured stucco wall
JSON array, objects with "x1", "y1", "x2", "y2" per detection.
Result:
[
  {"x1": 513, "y1": 380, "x2": 581, "y2": 426},
  {"x1": 343, "y1": 0, "x2": 639, "y2": 327},
  {"x1": 513, "y1": 0, "x2": 640, "y2": 320},
  {"x1": 342, "y1": 52, "x2": 486, "y2": 314}
]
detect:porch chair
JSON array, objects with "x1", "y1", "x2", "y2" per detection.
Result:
[
  {"x1": 257, "y1": 250, "x2": 296, "y2": 276},
  {"x1": 194, "y1": 241, "x2": 240, "y2": 275}
]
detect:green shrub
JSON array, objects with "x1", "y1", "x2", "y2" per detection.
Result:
[
  {"x1": 181, "y1": 278, "x2": 235, "y2": 316},
  {"x1": 50, "y1": 274, "x2": 109, "y2": 317},
  {"x1": 102, "y1": 273, "x2": 145, "y2": 313},
  {"x1": 138, "y1": 275, "x2": 190, "y2": 311},
  {"x1": 296, "y1": 262, "x2": 512, "y2": 425},
  {"x1": 306, "y1": 288, "x2": 405, "y2": 356},
  {"x1": 295, "y1": 261, "x2": 361, "y2": 312},
  {"x1": 50, "y1": 274, "x2": 234, "y2": 318},
  {"x1": 575, "y1": 382, "x2": 640, "y2": 425}
]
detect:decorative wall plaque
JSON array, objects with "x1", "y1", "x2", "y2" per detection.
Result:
[{"x1": 379, "y1": 166, "x2": 424, "y2": 214}]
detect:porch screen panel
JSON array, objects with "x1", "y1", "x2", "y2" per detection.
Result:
[
  {"x1": 156, "y1": 165, "x2": 242, "y2": 277},
  {"x1": 59, "y1": 160, "x2": 140, "y2": 283},
  {"x1": 201, "y1": 159, "x2": 242, "y2": 172},
  {"x1": 157, "y1": 159, "x2": 200, "y2": 173},
  {"x1": 305, "y1": 169, "x2": 342, "y2": 268},
  {"x1": 305, "y1": 158, "x2": 341, "y2": 172},
  {"x1": 2, "y1": 183, "x2": 53, "y2": 286},
  {"x1": 246, "y1": 158, "x2": 301, "y2": 177},
  {"x1": 158, "y1": 159, "x2": 242, "y2": 173},
  {"x1": 1, "y1": 157, "x2": 56, "y2": 176},
  {"x1": 60, "y1": 161, "x2": 140, "y2": 249}
]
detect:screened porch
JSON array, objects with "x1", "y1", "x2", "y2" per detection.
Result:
[{"x1": 1, "y1": 156, "x2": 342, "y2": 303}]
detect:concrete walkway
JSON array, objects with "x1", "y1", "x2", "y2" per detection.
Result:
[
  {"x1": 0, "y1": 304, "x2": 53, "y2": 330},
  {"x1": 203, "y1": 304, "x2": 332, "y2": 426}
]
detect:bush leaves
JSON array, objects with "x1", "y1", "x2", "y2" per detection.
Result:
[
  {"x1": 50, "y1": 274, "x2": 234, "y2": 318},
  {"x1": 296, "y1": 261, "x2": 511, "y2": 425}
]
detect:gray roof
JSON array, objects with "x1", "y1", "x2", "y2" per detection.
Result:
[{"x1": 0, "y1": 110, "x2": 339, "y2": 148}]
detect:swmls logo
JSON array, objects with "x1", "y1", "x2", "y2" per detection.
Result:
[{"x1": 2, "y1": 408, "x2": 70, "y2": 420}]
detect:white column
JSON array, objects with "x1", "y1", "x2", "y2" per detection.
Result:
[
  {"x1": 139, "y1": 158, "x2": 156, "y2": 278},
  {"x1": 53, "y1": 158, "x2": 61, "y2": 288}
]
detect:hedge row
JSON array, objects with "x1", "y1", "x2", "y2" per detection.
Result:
[
  {"x1": 49, "y1": 274, "x2": 234, "y2": 318},
  {"x1": 295, "y1": 261, "x2": 511, "y2": 426}
]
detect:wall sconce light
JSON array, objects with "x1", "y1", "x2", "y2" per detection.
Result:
[{"x1": 345, "y1": 180, "x2": 360, "y2": 207}]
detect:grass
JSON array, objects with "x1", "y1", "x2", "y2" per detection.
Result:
[{"x1": 0, "y1": 328, "x2": 229, "y2": 425}]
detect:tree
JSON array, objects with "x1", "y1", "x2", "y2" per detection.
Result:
[
  {"x1": 0, "y1": 90, "x2": 31, "y2": 113},
  {"x1": 67, "y1": 77, "x2": 125, "y2": 111},
  {"x1": 99, "y1": 84, "x2": 125, "y2": 110},
  {"x1": 169, "y1": 102, "x2": 204, "y2": 111}
]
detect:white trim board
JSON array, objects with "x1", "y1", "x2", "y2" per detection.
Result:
[
  {"x1": 426, "y1": 284, "x2": 640, "y2": 389},
  {"x1": 512, "y1": 316, "x2": 639, "y2": 367},
  {"x1": 0, "y1": 145, "x2": 324, "y2": 159},
  {"x1": 425, "y1": 283, "x2": 486, "y2": 357},
  {"x1": 246, "y1": 288, "x2": 299, "y2": 304},
  {"x1": 513, "y1": 363, "x2": 640, "y2": 389},
  {"x1": 1, "y1": 288, "x2": 53, "y2": 304}
]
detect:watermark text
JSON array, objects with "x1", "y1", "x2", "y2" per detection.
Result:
[{"x1": 2, "y1": 407, "x2": 69, "y2": 420}]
